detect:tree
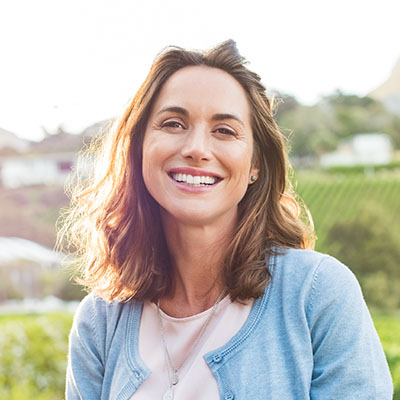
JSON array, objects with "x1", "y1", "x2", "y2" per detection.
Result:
[
  {"x1": 325, "y1": 203, "x2": 400, "y2": 311},
  {"x1": 324, "y1": 91, "x2": 400, "y2": 146},
  {"x1": 277, "y1": 103, "x2": 337, "y2": 158}
]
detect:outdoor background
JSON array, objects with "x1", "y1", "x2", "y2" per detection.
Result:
[{"x1": 0, "y1": 0, "x2": 399, "y2": 399}]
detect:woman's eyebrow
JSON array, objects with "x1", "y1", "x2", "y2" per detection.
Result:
[
  {"x1": 155, "y1": 107, "x2": 244, "y2": 127},
  {"x1": 156, "y1": 106, "x2": 189, "y2": 117},
  {"x1": 212, "y1": 113, "x2": 244, "y2": 127}
]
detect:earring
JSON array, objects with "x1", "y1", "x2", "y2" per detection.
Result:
[{"x1": 250, "y1": 175, "x2": 257, "y2": 182}]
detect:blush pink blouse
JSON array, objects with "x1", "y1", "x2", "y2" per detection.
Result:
[{"x1": 132, "y1": 296, "x2": 253, "y2": 399}]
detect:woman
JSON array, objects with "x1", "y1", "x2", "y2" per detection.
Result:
[{"x1": 63, "y1": 40, "x2": 393, "y2": 399}]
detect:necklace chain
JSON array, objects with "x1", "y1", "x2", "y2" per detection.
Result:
[{"x1": 157, "y1": 291, "x2": 225, "y2": 399}]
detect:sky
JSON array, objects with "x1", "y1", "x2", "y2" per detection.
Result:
[{"x1": 1, "y1": 0, "x2": 400, "y2": 141}]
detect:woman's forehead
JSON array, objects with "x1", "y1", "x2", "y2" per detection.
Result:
[{"x1": 150, "y1": 66, "x2": 251, "y2": 123}]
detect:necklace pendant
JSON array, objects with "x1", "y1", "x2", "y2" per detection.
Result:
[
  {"x1": 163, "y1": 388, "x2": 174, "y2": 400},
  {"x1": 172, "y1": 371, "x2": 179, "y2": 385}
]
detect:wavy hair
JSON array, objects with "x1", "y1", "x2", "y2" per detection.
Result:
[{"x1": 58, "y1": 40, "x2": 314, "y2": 302}]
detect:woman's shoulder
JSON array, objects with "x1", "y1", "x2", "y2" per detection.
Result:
[
  {"x1": 273, "y1": 247, "x2": 356, "y2": 283},
  {"x1": 264, "y1": 251, "x2": 393, "y2": 398},
  {"x1": 271, "y1": 248, "x2": 362, "y2": 310},
  {"x1": 72, "y1": 292, "x2": 141, "y2": 340},
  {"x1": 74, "y1": 292, "x2": 122, "y2": 321},
  {"x1": 266, "y1": 249, "x2": 373, "y2": 354},
  {"x1": 274, "y1": 247, "x2": 345, "y2": 268}
]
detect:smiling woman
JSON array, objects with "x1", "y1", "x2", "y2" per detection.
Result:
[
  {"x1": 60, "y1": 40, "x2": 393, "y2": 399},
  {"x1": 142, "y1": 66, "x2": 257, "y2": 228}
]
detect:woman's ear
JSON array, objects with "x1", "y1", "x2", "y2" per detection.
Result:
[{"x1": 248, "y1": 166, "x2": 260, "y2": 184}]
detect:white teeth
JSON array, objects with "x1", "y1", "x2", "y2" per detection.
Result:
[{"x1": 171, "y1": 173, "x2": 217, "y2": 186}]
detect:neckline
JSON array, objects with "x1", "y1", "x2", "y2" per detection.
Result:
[
  {"x1": 150, "y1": 295, "x2": 231, "y2": 322},
  {"x1": 125, "y1": 252, "x2": 278, "y2": 382}
]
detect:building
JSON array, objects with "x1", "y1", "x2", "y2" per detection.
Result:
[
  {"x1": 320, "y1": 133, "x2": 393, "y2": 167},
  {"x1": 0, "y1": 152, "x2": 77, "y2": 188}
]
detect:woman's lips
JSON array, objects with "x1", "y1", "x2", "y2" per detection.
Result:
[
  {"x1": 168, "y1": 167, "x2": 223, "y2": 188},
  {"x1": 170, "y1": 172, "x2": 218, "y2": 186},
  {"x1": 167, "y1": 168, "x2": 223, "y2": 189}
]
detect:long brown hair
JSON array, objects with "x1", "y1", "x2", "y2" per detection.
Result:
[{"x1": 58, "y1": 40, "x2": 314, "y2": 302}]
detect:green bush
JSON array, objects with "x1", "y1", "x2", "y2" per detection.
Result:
[
  {"x1": 323, "y1": 203, "x2": 400, "y2": 311},
  {"x1": 374, "y1": 315, "x2": 400, "y2": 399},
  {"x1": 0, "y1": 313, "x2": 72, "y2": 400},
  {"x1": 362, "y1": 273, "x2": 400, "y2": 312}
]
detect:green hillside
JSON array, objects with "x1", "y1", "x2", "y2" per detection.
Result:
[
  {"x1": 295, "y1": 169, "x2": 400, "y2": 251},
  {"x1": 294, "y1": 168, "x2": 400, "y2": 311}
]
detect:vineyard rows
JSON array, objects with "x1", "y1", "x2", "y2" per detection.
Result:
[{"x1": 293, "y1": 170, "x2": 400, "y2": 251}]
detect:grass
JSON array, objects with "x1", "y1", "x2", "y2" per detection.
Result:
[{"x1": 374, "y1": 314, "x2": 400, "y2": 398}]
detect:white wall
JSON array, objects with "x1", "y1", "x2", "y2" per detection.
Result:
[{"x1": 0, "y1": 153, "x2": 75, "y2": 188}]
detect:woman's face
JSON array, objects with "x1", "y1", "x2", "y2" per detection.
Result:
[{"x1": 142, "y1": 65, "x2": 258, "y2": 227}]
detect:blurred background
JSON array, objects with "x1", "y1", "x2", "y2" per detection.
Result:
[{"x1": 0, "y1": 0, "x2": 399, "y2": 398}]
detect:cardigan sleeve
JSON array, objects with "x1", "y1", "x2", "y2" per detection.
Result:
[
  {"x1": 66, "y1": 293, "x2": 106, "y2": 399},
  {"x1": 306, "y1": 256, "x2": 393, "y2": 399}
]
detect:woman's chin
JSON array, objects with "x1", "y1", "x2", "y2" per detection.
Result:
[{"x1": 160, "y1": 206, "x2": 237, "y2": 229}]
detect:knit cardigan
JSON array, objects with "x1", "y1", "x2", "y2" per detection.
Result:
[{"x1": 66, "y1": 248, "x2": 393, "y2": 399}]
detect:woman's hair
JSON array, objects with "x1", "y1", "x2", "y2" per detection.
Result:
[{"x1": 58, "y1": 39, "x2": 314, "y2": 302}]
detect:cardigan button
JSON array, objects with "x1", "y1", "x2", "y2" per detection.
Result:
[
  {"x1": 213, "y1": 354, "x2": 222, "y2": 363},
  {"x1": 224, "y1": 391, "x2": 234, "y2": 400},
  {"x1": 134, "y1": 371, "x2": 142, "y2": 381}
]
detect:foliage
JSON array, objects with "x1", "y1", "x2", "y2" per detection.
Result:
[
  {"x1": 325, "y1": 91, "x2": 400, "y2": 147},
  {"x1": 374, "y1": 315, "x2": 400, "y2": 399},
  {"x1": 275, "y1": 91, "x2": 400, "y2": 158},
  {"x1": 362, "y1": 272, "x2": 400, "y2": 312},
  {"x1": 324, "y1": 203, "x2": 400, "y2": 277},
  {"x1": 0, "y1": 313, "x2": 73, "y2": 400},
  {"x1": 276, "y1": 96, "x2": 338, "y2": 157}
]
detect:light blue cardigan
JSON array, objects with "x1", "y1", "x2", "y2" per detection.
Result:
[{"x1": 66, "y1": 249, "x2": 393, "y2": 399}]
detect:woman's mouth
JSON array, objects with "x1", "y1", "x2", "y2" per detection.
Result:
[{"x1": 169, "y1": 172, "x2": 221, "y2": 187}]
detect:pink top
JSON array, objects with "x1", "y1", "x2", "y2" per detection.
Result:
[{"x1": 132, "y1": 296, "x2": 253, "y2": 399}]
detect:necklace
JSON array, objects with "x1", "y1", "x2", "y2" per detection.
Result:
[{"x1": 157, "y1": 291, "x2": 226, "y2": 400}]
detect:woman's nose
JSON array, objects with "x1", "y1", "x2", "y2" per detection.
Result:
[{"x1": 180, "y1": 127, "x2": 212, "y2": 162}]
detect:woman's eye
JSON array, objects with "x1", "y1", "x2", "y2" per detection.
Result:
[
  {"x1": 161, "y1": 120, "x2": 184, "y2": 129},
  {"x1": 215, "y1": 127, "x2": 236, "y2": 136}
]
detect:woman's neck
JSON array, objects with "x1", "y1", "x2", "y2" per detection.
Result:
[{"x1": 160, "y1": 212, "x2": 235, "y2": 317}]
